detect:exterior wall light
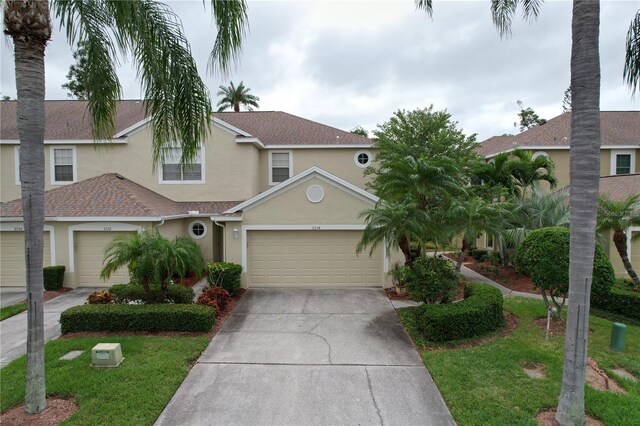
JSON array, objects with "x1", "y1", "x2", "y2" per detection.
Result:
[{"x1": 233, "y1": 227, "x2": 239, "y2": 239}]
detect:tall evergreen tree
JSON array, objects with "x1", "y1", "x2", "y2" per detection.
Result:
[{"x1": 62, "y1": 40, "x2": 90, "y2": 99}]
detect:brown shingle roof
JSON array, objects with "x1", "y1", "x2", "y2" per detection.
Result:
[
  {"x1": 598, "y1": 174, "x2": 640, "y2": 201},
  {"x1": 0, "y1": 100, "x2": 147, "y2": 140},
  {"x1": 213, "y1": 111, "x2": 372, "y2": 146},
  {"x1": 0, "y1": 174, "x2": 243, "y2": 218},
  {"x1": 475, "y1": 111, "x2": 640, "y2": 157}
]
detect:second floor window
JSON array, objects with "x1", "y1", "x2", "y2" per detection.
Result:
[
  {"x1": 270, "y1": 151, "x2": 291, "y2": 184},
  {"x1": 616, "y1": 154, "x2": 632, "y2": 175},
  {"x1": 161, "y1": 147, "x2": 203, "y2": 183},
  {"x1": 51, "y1": 147, "x2": 76, "y2": 184}
]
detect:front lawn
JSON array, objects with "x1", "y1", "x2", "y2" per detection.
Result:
[
  {"x1": 0, "y1": 302, "x2": 27, "y2": 321},
  {"x1": 0, "y1": 336, "x2": 208, "y2": 425},
  {"x1": 405, "y1": 297, "x2": 640, "y2": 425}
]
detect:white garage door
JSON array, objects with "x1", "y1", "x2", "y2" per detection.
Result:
[
  {"x1": 0, "y1": 232, "x2": 52, "y2": 287},
  {"x1": 247, "y1": 230, "x2": 383, "y2": 288},
  {"x1": 75, "y1": 231, "x2": 133, "y2": 287}
]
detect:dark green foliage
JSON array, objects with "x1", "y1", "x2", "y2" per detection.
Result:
[
  {"x1": 207, "y1": 262, "x2": 242, "y2": 295},
  {"x1": 513, "y1": 227, "x2": 614, "y2": 302},
  {"x1": 400, "y1": 283, "x2": 505, "y2": 342},
  {"x1": 60, "y1": 304, "x2": 215, "y2": 333},
  {"x1": 405, "y1": 257, "x2": 458, "y2": 304},
  {"x1": 43, "y1": 265, "x2": 65, "y2": 291},
  {"x1": 108, "y1": 283, "x2": 194, "y2": 304},
  {"x1": 471, "y1": 249, "x2": 490, "y2": 261},
  {"x1": 593, "y1": 287, "x2": 640, "y2": 320}
]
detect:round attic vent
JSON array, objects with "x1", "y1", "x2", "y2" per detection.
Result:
[{"x1": 306, "y1": 185, "x2": 325, "y2": 203}]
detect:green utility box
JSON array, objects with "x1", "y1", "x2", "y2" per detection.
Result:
[{"x1": 610, "y1": 322, "x2": 626, "y2": 352}]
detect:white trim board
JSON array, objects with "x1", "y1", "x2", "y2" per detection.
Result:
[
  {"x1": 483, "y1": 145, "x2": 639, "y2": 159},
  {"x1": 226, "y1": 166, "x2": 379, "y2": 214},
  {"x1": 240, "y1": 224, "x2": 388, "y2": 274},
  {"x1": 0, "y1": 223, "x2": 56, "y2": 265},
  {"x1": 67, "y1": 222, "x2": 144, "y2": 273},
  {"x1": 1, "y1": 139, "x2": 127, "y2": 145}
]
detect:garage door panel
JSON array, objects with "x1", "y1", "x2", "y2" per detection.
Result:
[
  {"x1": 1, "y1": 232, "x2": 51, "y2": 287},
  {"x1": 76, "y1": 231, "x2": 133, "y2": 287},
  {"x1": 247, "y1": 230, "x2": 382, "y2": 288}
]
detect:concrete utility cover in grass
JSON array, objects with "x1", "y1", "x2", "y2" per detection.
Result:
[
  {"x1": 523, "y1": 363, "x2": 545, "y2": 379},
  {"x1": 59, "y1": 350, "x2": 83, "y2": 361},
  {"x1": 612, "y1": 368, "x2": 638, "y2": 383}
]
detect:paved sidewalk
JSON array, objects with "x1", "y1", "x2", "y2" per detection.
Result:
[
  {"x1": 156, "y1": 288, "x2": 455, "y2": 426},
  {"x1": 460, "y1": 264, "x2": 544, "y2": 300},
  {"x1": 0, "y1": 288, "x2": 26, "y2": 308},
  {"x1": 0, "y1": 288, "x2": 101, "y2": 366}
]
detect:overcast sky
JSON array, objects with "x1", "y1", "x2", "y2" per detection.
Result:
[{"x1": 1, "y1": 0, "x2": 638, "y2": 141}]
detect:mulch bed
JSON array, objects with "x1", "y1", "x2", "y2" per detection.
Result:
[
  {"x1": 173, "y1": 273, "x2": 205, "y2": 288},
  {"x1": 0, "y1": 397, "x2": 79, "y2": 426},
  {"x1": 12, "y1": 287, "x2": 73, "y2": 305},
  {"x1": 536, "y1": 409, "x2": 604, "y2": 426},
  {"x1": 533, "y1": 317, "x2": 568, "y2": 337}
]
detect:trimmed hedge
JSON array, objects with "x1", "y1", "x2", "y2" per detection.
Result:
[
  {"x1": 207, "y1": 262, "x2": 242, "y2": 295},
  {"x1": 108, "y1": 283, "x2": 194, "y2": 304},
  {"x1": 401, "y1": 283, "x2": 506, "y2": 342},
  {"x1": 60, "y1": 304, "x2": 216, "y2": 333},
  {"x1": 593, "y1": 287, "x2": 640, "y2": 320},
  {"x1": 43, "y1": 265, "x2": 65, "y2": 291}
]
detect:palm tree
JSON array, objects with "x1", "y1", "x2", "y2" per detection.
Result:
[
  {"x1": 509, "y1": 149, "x2": 558, "y2": 196},
  {"x1": 216, "y1": 81, "x2": 260, "y2": 112},
  {"x1": 101, "y1": 231, "x2": 204, "y2": 303},
  {"x1": 624, "y1": 10, "x2": 639, "y2": 94},
  {"x1": 447, "y1": 197, "x2": 511, "y2": 271},
  {"x1": 597, "y1": 195, "x2": 640, "y2": 286},
  {"x1": 472, "y1": 152, "x2": 519, "y2": 197},
  {"x1": 3, "y1": 0, "x2": 247, "y2": 413},
  {"x1": 357, "y1": 199, "x2": 434, "y2": 267}
]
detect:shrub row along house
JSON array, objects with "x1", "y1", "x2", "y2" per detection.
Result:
[
  {"x1": 0, "y1": 100, "x2": 394, "y2": 289},
  {"x1": 475, "y1": 110, "x2": 640, "y2": 278}
]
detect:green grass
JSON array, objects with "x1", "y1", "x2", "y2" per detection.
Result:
[
  {"x1": 0, "y1": 336, "x2": 209, "y2": 425},
  {"x1": 0, "y1": 302, "x2": 27, "y2": 321},
  {"x1": 400, "y1": 297, "x2": 640, "y2": 425}
]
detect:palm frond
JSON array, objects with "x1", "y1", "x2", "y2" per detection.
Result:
[
  {"x1": 624, "y1": 10, "x2": 640, "y2": 95},
  {"x1": 414, "y1": 0, "x2": 433, "y2": 18},
  {"x1": 208, "y1": 0, "x2": 248, "y2": 75}
]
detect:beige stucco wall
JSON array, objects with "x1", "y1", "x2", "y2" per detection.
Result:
[
  {"x1": 0, "y1": 145, "x2": 20, "y2": 201},
  {"x1": 257, "y1": 148, "x2": 374, "y2": 193}
]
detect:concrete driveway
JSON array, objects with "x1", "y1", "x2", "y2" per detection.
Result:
[{"x1": 156, "y1": 288, "x2": 455, "y2": 426}]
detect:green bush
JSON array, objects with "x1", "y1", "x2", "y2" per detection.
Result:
[
  {"x1": 470, "y1": 249, "x2": 489, "y2": 261},
  {"x1": 593, "y1": 287, "x2": 640, "y2": 320},
  {"x1": 108, "y1": 283, "x2": 194, "y2": 304},
  {"x1": 60, "y1": 304, "x2": 215, "y2": 333},
  {"x1": 402, "y1": 283, "x2": 505, "y2": 342},
  {"x1": 405, "y1": 257, "x2": 458, "y2": 304},
  {"x1": 513, "y1": 227, "x2": 614, "y2": 305},
  {"x1": 207, "y1": 262, "x2": 242, "y2": 295},
  {"x1": 43, "y1": 266, "x2": 65, "y2": 291}
]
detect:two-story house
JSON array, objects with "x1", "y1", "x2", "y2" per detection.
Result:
[
  {"x1": 0, "y1": 100, "x2": 393, "y2": 289},
  {"x1": 474, "y1": 110, "x2": 640, "y2": 279}
]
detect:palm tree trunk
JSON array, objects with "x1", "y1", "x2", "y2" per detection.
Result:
[
  {"x1": 556, "y1": 2, "x2": 601, "y2": 425},
  {"x1": 613, "y1": 230, "x2": 640, "y2": 286},
  {"x1": 14, "y1": 37, "x2": 48, "y2": 414}
]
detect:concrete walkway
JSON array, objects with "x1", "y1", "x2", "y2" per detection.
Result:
[
  {"x1": 0, "y1": 288, "x2": 101, "y2": 366},
  {"x1": 156, "y1": 288, "x2": 455, "y2": 426},
  {"x1": 460, "y1": 264, "x2": 544, "y2": 300},
  {"x1": 0, "y1": 288, "x2": 26, "y2": 308}
]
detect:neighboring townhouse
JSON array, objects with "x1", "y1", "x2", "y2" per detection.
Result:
[
  {"x1": 1, "y1": 100, "x2": 393, "y2": 289},
  {"x1": 475, "y1": 111, "x2": 640, "y2": 278},
  {"x1": 475, "y1": 111, "x2": 640, "y2": 189}
]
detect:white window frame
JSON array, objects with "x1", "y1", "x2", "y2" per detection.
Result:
[
  {"x1": 354, "y1": 150, "x2": 372, "y2": 168},
  {"x1": 268, "y1": 150, "x2": 293, "y2": 186},
  {"x1": 188, "y1": 220, "x2": 208, "y2": 240},
  {"x1": 610, "y1": 150, "x2": 635, "y2": 175},
  {"x1": 532, "y1": 151, "x2": 549, "y2": 160},
  {"x1": 159, "y1": 144, "x2": 205, "y2": 184},
  {"x1": 49, "y1": 146, "x2": 77, "y2": 185},
  {"x1": 14, "y1": 146, "x2": 20, "y2": 185}
]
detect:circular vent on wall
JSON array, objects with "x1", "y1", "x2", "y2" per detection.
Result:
[{"x1": 306, "y1": 185, "x2": 325, "y2": 203}]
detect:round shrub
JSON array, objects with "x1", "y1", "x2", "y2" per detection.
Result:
[
  {"x1": 405, "y1": 257, "x2": 458, "y2": 304},
  {"x1": 513, "y1": 227, "x2": 614, "y2": 303},
  {"x1": 401, "y1": 283, "x2": 505, "y2": 342},
  {"x1": 207, "y1": 262, "x2": 242, "y2": 295},
  {"x1": 43, "y1": 266, "x2": 65, "y2": 290}
]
